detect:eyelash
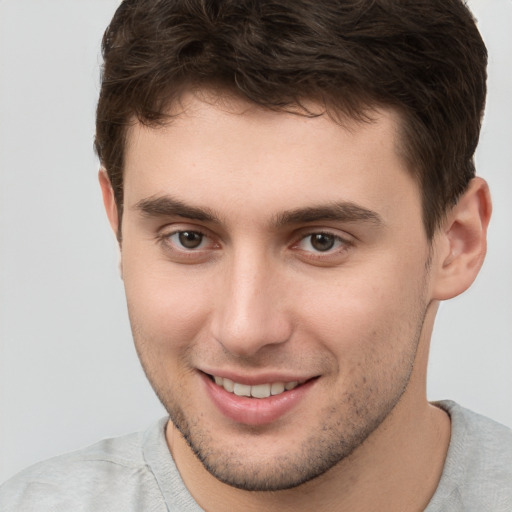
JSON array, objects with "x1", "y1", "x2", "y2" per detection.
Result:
[
  {"x1": 156, "y1": 227, "x2": 352, "y2": 262},
  {"x1": 156, "y1": 228, "x2": 217, "y2": 261},
  {"x1": 294, "y1": 232, "x2": 349, "y2": 252}
]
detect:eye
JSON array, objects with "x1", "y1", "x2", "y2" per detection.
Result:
[
  {"x1": 308, "y1": 233, "x2": 337, "y2": 252},
  {"x1": 294, "y1": 231, "x2": 349, "y2": 254},
  {"x1": 167, "y1": 230, "x2": 208, "y2": 250},
  {"x1": 156, "y1": 227, "x2": 219, "y2": 264}
]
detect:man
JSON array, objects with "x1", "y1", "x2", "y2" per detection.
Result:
[{"x1": 1, "y1": 0, "x2": 510, "y2": 510}]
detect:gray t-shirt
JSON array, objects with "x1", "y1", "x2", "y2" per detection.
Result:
[{"x1": 1, "y1": 401, "x2": 511, "y2": 511}]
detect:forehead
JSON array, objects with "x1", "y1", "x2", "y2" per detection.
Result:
[{"x1": 122, "y1": 92, "x2": 421, "y2": 229}]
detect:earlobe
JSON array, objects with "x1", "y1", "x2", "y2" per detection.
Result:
[
  {"x1": 98, "y1": 169, "x2": 120, "y2": 242},
  {"x1": 432, "y1": 177, "x2": 492, "y2": 300}
]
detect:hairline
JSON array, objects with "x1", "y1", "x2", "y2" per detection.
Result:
[{"x1": 110, "y1": 86, "x2": 441, "y2": 241}]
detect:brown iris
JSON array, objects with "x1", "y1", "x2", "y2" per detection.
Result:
[
  {"x1": 310, "y1": 233, "x2": 336, "y2": 252},
  {"x1": 178, "y1": 231, "x2": 203, "y2": 249}
]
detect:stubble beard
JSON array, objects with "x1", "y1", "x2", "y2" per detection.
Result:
[
  {"x1": 166, "y1": 387, "x2": 409, "y2": 491},
  {"x1": 132, "y1": 306, "x2": 428, "y2": 492}
]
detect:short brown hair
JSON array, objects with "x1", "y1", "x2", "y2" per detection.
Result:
[{"x1": 95, "y1": 0, "x2": 487, "y2": 238}]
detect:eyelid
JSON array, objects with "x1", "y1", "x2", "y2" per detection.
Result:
[
  {"x1": 293, "y1": 227, "x2": 354, "y2": 246},
  {"x1": 158, "y1": 221, "x2": 213, "y2": 239},
  {"x1": 290, "y1": 228, "x2": 354, "y2": 263},
  {"x1": 155, "y1": 223, "x2": 353, "y2": 264},
  {"x1": 157, "y1": 223, "x2": 221, "y2": 257},
  {"x1": 168, "y1": 231, "x2": 208, "y2": 250}
]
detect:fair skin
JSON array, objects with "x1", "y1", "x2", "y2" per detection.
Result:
[{"x1": 100, "y1": 92, "x2": 491, "y2": 511}]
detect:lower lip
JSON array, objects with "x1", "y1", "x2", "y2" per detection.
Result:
[{"x1": 202, "y1": 373, "x2": 317, "y2": 426}]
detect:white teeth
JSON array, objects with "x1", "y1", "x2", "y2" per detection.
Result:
[
  {"x1": 223, "y1": 378, "x2": 235, "y2": 393},
  {"x1": 251, "y1": 383, "x2": 271, "y2": 398},
  {"x1": 233, "y1": 383, "x2": 251, "y2": 397},
  {"x1": 270, "y1": 382, "x2": 285, "y2": 395},
  {"x1": 212, "y1": 376, "x2": 303, "y2": 398}
]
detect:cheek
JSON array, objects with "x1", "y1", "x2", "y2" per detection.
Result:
[
  {"x1": 122, "y1": 257, "x2": 215, "y2": 354},
  {"x1": 296, "y1": 261, "x2": 427, "y2": 362},
  {"x1": 124, "y1": 273, "x2": 213, "y2": 398}
]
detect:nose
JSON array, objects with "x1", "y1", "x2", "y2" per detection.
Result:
[{"x1": 210, "y1": 248, "x2": 293, "y2": 358}]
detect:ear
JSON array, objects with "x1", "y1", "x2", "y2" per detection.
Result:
[
  {"x1": 431, "y1": 177, "x2": 492, "y2": 300},
  {"x1": 98, "y1": 169, "x2": 120, "y2": 242}
]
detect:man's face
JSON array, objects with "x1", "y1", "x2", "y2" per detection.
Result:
[{"x1": 119, "y1": 93, "x2": 435, "y2": 491}]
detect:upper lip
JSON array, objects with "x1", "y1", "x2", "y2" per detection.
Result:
[{"x1": 199, "y1": 369, "x2": 317, "y2": 386}]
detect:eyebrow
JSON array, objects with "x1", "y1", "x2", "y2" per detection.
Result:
[
  {"x1": 272, "y1": 203, "x2": 383, "y2": 228},
  {"x1": 135, "y1": 196, "x2": 219, "y2": 222},
  {"x1": 135, "y1": 195, "x2": 382, "y2": 227}
]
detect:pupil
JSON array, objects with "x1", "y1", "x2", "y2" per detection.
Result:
[
  {"x1": 311, "y1": 233, "x2": 335, "y2": 251},
  {"x1": 179, "y1": 231, "x2": 202, "y2": 249}
]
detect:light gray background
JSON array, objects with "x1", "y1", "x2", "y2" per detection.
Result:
[{"x1": 0, "y1": 0, "x2": 511, "y2": 484}]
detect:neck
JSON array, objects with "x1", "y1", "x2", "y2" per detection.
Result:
[{"x1": 168, "y1": 397, "x2": 450, "y2": 512}]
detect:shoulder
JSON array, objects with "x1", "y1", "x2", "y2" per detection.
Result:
[
  {"x1": 427, "y1": 401, "x2": 512, "y2": 512},
  {"x1": 443, "y1": 400, "x2": 512, "y2": 476},
  {"x1": 0, "y1": 418, "x2": 169, "y2": 512}
]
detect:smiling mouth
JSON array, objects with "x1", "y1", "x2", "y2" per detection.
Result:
[{"x1": 206, "y1": 374, "x2": 313, "y2": 399}]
